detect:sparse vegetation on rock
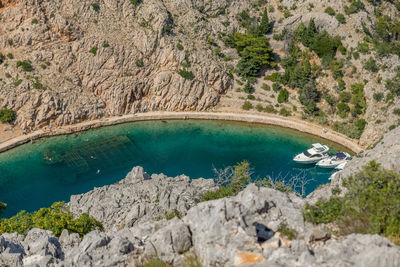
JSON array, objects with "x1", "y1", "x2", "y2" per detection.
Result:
[{"x1": 0, "y1": 202, "x2": 103, "y2": 237}]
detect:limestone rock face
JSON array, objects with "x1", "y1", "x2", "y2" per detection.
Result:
[
  {"x1": 0, "y1": 0, "x2": 232, "y2": 129},
  {"x1": 68, "y1": 166, "x2": 218, "y2": 231},
  {"x1": 184, "y1": 184, "x2": 308, "y2": 266}
]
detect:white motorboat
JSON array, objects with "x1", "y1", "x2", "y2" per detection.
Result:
[
  {"x1": 293, "y1": 143, "x2": 330, "y2": 164},
  {"x1": 335, "y1": 161, "x2": 348, "y2": 170},
  {"x1": 316, "y1": 152, "x2": 351, "y2": 168}
]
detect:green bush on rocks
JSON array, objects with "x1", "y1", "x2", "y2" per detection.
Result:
[
  {"x1": 0, "y1": 108, "x2": 16, "y2": 123},
  {"x1": 0, "y1": 202, "x2": 103, "y2": 237},
  {"x1": 304, "y1": 161, "x2": 400, "y2": 244}
]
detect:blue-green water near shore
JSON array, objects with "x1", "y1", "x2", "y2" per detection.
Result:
[{"x1": 0, "y1": 120, "x2": 347, "y2": 217}]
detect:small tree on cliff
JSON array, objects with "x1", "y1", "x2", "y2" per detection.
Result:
[{"x1": 258, "y1": 9, "x2": 271, "y2": 35}]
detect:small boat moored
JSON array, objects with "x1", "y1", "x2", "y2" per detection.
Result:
[
  {"x1": 316, "y1": 152, "x2": 352, "y2": 168},
  {"x1": 335, "y1": 161, "x2": 348, "y2": 170},
  {"x1": 293, "y1": 143, "x2": 330, "y2": 164}
]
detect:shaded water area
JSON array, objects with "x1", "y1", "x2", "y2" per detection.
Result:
[{"x1": 0, "y1": 120, "x2": 348, "y2": 217}]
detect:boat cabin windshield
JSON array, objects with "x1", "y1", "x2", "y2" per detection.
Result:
[{"x1": 304, "y1": 150, "x2": 312, "y2": 157}]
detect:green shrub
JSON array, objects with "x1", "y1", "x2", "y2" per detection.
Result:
[
  {"x1": 339, "y1": 91, "x2": 351, "y2": 103},
  {"x1": 277, "y1": 88, "x2": 289, "y2": 103},
  {"x1": 176, "y1": 43, "x2": 184, "y2": 51},
  {"x1": 304, "y1": 161, "x2": 400, "y2": 244},
  {"x1": 324, "y1": 7, "x2": 335, "y2": 16},
  {"x1": 350, "y1": 83, "x2": 367, "y2": 115},
  {"x1": 13, "y1": 79, "x2": 22, "y2": 87},
  {"x1": 256, "y1": 104, "x2": 263, "y2": 112},
  {"x1": 242, "y1": 101, "x2": 253, "y2": 110},
  {"x1": 165, "y1": 209, "x2": 182, "y2": 220},
  {"x1": 0, "y1": 202, "x2": 6, "y2": 217},
  {"x1": 178, "y1": 69, "x2": 195, "y2": 80},
  {"x1": 277, "y1": 223, "x2": 298, "y2": 240},
  {"x1": 296, "y1": 19, "x2": 342, "y2": 63},
  {"x1": 130, "y1": 0, "x2": 142, "y2": 5},
  {"x1": 272, "y1": 82, "x2": 281, "y2": 92},
  {"x1": 333, "y1": 119, "x2": 366, "y2": 139},
  {"x1": 265, "y1": 72, "x2": 281, "y2": 82},
  {"x1": 385, "y1": 68, "x2": 400, "y2": 96},
  {"x1": 357, "y1": 42, "x2": 369, "y2": 53},
  {"x1": 91, "y1": 3, "x2": 100, "y2": 11},
  {"x1": 324, "y1": 94, "x2": 336, "y2": 106},
  {"x1": 393, "y1": 108, "x2": 400, "y2": 116},
  {"x1": 0, "y1": 202, "x2": 103, "y2": 237},
  {"x1": 337, "y1": 103, "x2": 350, "y2": 118},
  {"x1": 344, "y1": 0, "x2": 364, "y2": 15},
  {"x1": 243, "y1": 82, "x2": 253, "y2": 93},
  {"x1": 200, "y1": 161, "x2": 251, "y2": 201},
  {"x1": 89, "y1": 46, "x2": 98, "y2": 55},
  {"x1": 32, "y1": 77, "x2": 46, "y2": 90},
  {"x1": 135, "y1": 59, "x2": 144, "y2": 67},
  {"x1": 31, "y1": 18, "x2": 38, "y2": 24},
  {"x1": 261, "y1": 83, "x2": 271, "y2": 91},
  {"x1": 273, "y1": 29, "x2": 287, "y2": 41},
  {"x1": 389, "y1": 125, "x2": 396, "y2": 130},
  {"x1": 102, "y1": 43, "x2": 110, "y2": 48},
  {"x1": 264, "y1": 104, "x2": 277, "y2": 114},
  {"x1": 336, "y1": 13, "x2": 346, "y2": 24},
  {"x1": 363, "y1": 57, "x2": 379, "y2": 72},
  {"x1": 279, "y1": 107, "x2": 291, "y2": 116},
  {"x1": 373, "y1": 92, "x2": 384, "y2": 102},
  {"x1": 16, "y1": 60, "x2": 33, "y2": 72},
  {"x1": 0, "y1": 108, "x2": 16, "y2": 123},
  {"x1": 247, "y1": 94, "x2": 255, "y2": 100}
]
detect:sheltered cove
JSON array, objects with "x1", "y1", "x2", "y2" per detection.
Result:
[{"x1": 0, "y1": 111, "x2": 364, "y2": 154}]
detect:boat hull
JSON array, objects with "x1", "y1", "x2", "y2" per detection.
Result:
[{"x1": 294, "y1": 158, "x2": 325, "y2": 164}]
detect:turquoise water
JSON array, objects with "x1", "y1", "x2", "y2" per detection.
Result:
[{"x1": 0, "y1": 120, "x2": 345, "y2": 218}]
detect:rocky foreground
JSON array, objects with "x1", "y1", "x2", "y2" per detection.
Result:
[
  {"x1": 1, "y1": 129, "x2": 399, "y2": 266},
  {"x1": 0, "y1": 167, "x2": 399, "y2": 266}
]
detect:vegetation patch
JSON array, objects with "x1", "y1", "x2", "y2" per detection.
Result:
[
  {"x1": 89, "y1": 46, "x2": 98, "y2": 55},
  {"x1": 91, "y1": 3, "x2": 100, "y2": 12},
  {"x1": 200, "y1": 161, "x2": 251, "y2": 201},
  {"x1": 0, "y1": 202, "x2": 103, "y2": 237},
  {"x1": 16, "y1": 60, "x2": 34, "y2": 72},
  {"x1": 333, "y1": 119, "x2": 366, "y2": 139},
  {"x1": 277, "y1": 223, "x2": 298, "y2": 240},
  {"x1": 178, "y1": 69, "x2": 195, "y2": 80},
  {"x1": 0, "y1": 108, "x2": 16, "y2": 123},
  {"x1": 242, "y1": 101, "x2": 253, "y2": 110},
  {"x1": 304, "y1": 161, "x2": 400, "y2": 244}
]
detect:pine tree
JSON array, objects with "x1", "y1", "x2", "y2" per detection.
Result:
[
  {"x1": 258, "y1": 9, "x2": 271, "y2": 35},
  {"x1": 302, "y1": 19, "x2": 317, "y2": 47}
]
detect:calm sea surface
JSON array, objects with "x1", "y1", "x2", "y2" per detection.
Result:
[{"x1": 0, "y1": 120, "x2": 347, "y2": 217}]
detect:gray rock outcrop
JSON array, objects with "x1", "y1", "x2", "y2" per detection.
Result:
[
  {"x1": 1, "y1": 166, "x2": 399, "y2": 266},
  {"x1": 68, "y1": 166, "x2": 218, "y2": 231}
]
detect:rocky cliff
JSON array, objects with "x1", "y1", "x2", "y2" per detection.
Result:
[
  {"x1": 1, "y1": 0, "x2": 400, "y2": 146},
  {"x1": 1, "y1": 167, "x2": 399, "y2": 266}
]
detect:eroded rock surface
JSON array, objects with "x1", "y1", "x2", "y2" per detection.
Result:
[
  {"x1": 68, "y1": 166, "x2": 218, "y2": 231},
  {"x1": 1, "y1": 167, "x2": 399, "y2": 266}
]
